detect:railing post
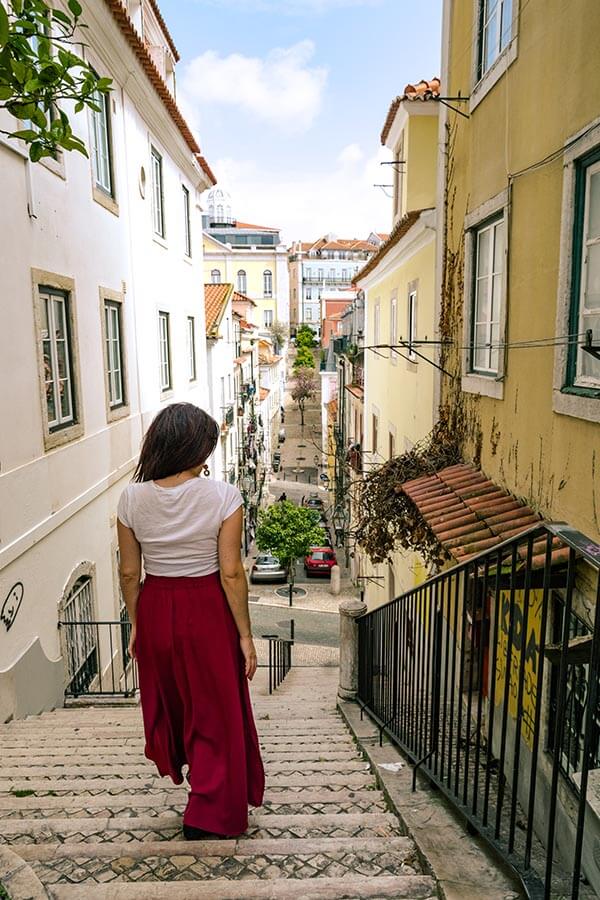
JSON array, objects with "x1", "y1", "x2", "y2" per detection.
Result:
[{"x1": 338, "y1": 598, "x2": 367, "y2": 700}]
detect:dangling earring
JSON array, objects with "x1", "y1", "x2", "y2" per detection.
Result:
[{"x1": 202, "y1": 464, "x2": 210, "y2": 477}]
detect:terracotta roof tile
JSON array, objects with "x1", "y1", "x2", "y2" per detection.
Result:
[
  {"x1": 234, "y1": 220, "x2": 279, "y2": 232},
  {"x1": 381, "y1": 77, "x2": 441, "y2": 145},
  {"x1": 355, "y1": 210, "x2": 427, "y2": 283},
  {"x1": 346, "y1": 385, "x2": 364, "y2": 400},
  {"x1": 203, "y1": 283, "x2": 232, "y2": 336},
  {"x1": 398, "y1": 463, "x2": 568, "y2": 568},
  {"x1": 103, "y1": 0, "x2": 215, "y2": 185},
  {"x1": 232, "y1": 291, "x2": 257, "y2": 307},
  {"x1": 147, "y1": 0, "x2": 180, "y2": 62}
]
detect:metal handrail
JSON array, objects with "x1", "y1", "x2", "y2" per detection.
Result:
[
  {"x1": 261, "y1": 633, "x2": 293, "y2": 694},
  {"x1": 58, "y1": 618, "x2": 138, "y2": 698},
  {"x1": 357, "y1": 523, "x2": 600, "y2": 899}
]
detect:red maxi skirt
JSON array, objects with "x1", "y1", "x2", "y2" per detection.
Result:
[{"x1": 135, "y1": 572, "x2": 265, "y2": 836}]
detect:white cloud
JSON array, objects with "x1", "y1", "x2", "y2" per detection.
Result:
[
  {"x1": 194, "y1": 0, "x2": 382, "y2": 13},
  {"x1": 337, "y1": 143, "x2": 364, "y2": 166},
  {"x1": 179, "y1": 41, "x2": 327, "y2": 134},
  {"x1": 205, "y1": 144, "x2": 392, "y2": 244}
]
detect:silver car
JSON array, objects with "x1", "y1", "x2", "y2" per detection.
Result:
[{"x1": 250, "y1": 554, "x2": 287, "y2": 584}]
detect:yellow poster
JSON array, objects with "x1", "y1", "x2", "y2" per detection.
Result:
[{"x1": 494, "y1": 589, "x2": 544, "y2": 750}]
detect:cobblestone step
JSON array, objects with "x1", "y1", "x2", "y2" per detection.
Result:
[
  {"x1": 0, "y1": 747, "x2": 360, "y2": 763},
  {"x1": 0, "y1": 812, "x2": 402, "y2": 843},
  {"x1": 18, "y1": 836, "x2": 426, "y2": 885},
  {"x1": 48, "y1": 875, "x2": 438, "y2": 899}
]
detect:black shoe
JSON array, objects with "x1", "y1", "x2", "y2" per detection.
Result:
[{"x1": 183, "y1": 824, "x2": 214, "y2": 840}]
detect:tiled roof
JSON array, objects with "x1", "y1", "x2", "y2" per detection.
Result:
[
  {"x1": 355, "y1": 209, "x2": 426, "y2": 282},
  {"x1": 234, "y1": 221, "x2": 279, "y2": 232},
  {"x1": 346, "y1": 384, "x2": 364, "y2": 400},
  {"x1": 398, "y1": 464, "x2": 569, "y2": 568},
  {"x1": 294, "y1": 237, "x2": 377, "y2": 254},
  {"x1": 232, "y1": 291, "x2": 257, "y2": 307},
  {"x1": 381, "y1": 77, "x2": 441, "y2": 145},
  {"x1": 377, "y1": 232, "x2": 390, "y2": 241},
  {"x1": 103, "y1": 0, "x2": 215, "y2": 185},
  {"x1": 147, "y1": 0, "x2": 180, "y2": 62},
  {"x1": 204, "y1": 283, "x2": 232, "y2": 336}
]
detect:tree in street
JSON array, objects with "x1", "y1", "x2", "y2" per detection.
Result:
[
  {"x1": 293, "y1": 346, "x2": 315, "y2": 370},
  {"x1": 291, "y1": 366, "x2": 318, "y2": 427},
  {"x1": 0, "y1": 0, "x2": 112, "y2": 161},
  {"x1": 268, "y1": 320, "x2": 287, "y2": 353},
  {"x1": 296, "y1": 325, "x2": 315, "y2": 349},
  {"x1": 256, "y1": 501, "x2": 324, "y2": 605}
]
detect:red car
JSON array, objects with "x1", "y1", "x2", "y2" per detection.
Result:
[{"x1": 304, "y1": 547, "x2": 337, "y2": 577}]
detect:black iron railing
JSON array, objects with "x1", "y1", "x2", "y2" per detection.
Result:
[
  {"x1": 262, "y1": 633, "x2": 293, "y2": 694},
  {"x1": 58, "y1": 619, "x2": 139, "y2": 698},
  {"x1": 357, "y1": 523, "x2": 600, "y2": 900}
]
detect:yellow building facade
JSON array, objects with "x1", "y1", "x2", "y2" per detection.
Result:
[{"x1": 354, "y1": 85, "x2": 440, "y2": 606}]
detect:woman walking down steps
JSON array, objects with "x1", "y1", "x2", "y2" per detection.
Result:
[{"x1": 117, "y1": 403, "x2": 265, "y2": 840}]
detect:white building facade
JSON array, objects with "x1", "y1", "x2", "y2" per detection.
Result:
[{"x1": 0, "y1": 0, "x2": 214, "y2": 721}]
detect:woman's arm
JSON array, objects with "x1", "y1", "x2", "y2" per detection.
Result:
[
  {"x1": 117, "y1": 519, "x2": 142, "y2": 659},
  {"x1": 218, "y1": 507, "x2": 257, "y2": 680}
]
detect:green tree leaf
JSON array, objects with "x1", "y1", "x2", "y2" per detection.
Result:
[
  {"x1": 0, "y1": 5, "x2": 10, "y2": 49},
  {"x1": 67, "y1": 0, "x2": 82, "y2": 16}
]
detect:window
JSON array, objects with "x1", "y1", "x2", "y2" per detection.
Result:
[
  {"x1": 478, "y1": 0, "x2": 513, "y2": 79},
  {"x1": 263, "y1": 270, "x2": 273, "y2": 297},
  {"x1": 372, "y1": 414, "x2": 378, "y2": 455},
  {"x1": 41, "y1": 287, "x2": 76, "y2": 430},
  {"x1": 407, "y1": 290, "x2": 417, "y2": 361},
  {"x1": 374, "y1": 301, "x2": 381, "y2": 344},
  {"x1": 216, "y1": 204, "x2": 224, "y2": 223},
  {"x1": 471, "y1": 217, "x2": 504, "y2": 374},
  {"x1": 342, "y1": 268, "x2": 347, "y2": 281},
  {"x1": 182, "y1": 185, "x2": 192, "y2": 257},
  {"x1": 306, "y1": 308, "x2": 313, "y2": 321},
  {"x1": 329, "y1": 268, "x2": 335, "y2": 280},
  {"x1": 264, "y1": 309, "x2": 274, "y2": 328},
  {"x1": 318, "y1": 268, "x2": 324, "y2": 281},
  {"x1": 211, "y1": 269, "x2": 221, "y2": 284},
  {"x1": 187, "y1": 316, "x2": 196, "y2": 381},
  {"x1": 237, "y1": 270, "x2": 247, "y2": 293},
  {"x1": 389, "y1": 431, "x2": 395, "y2": 459},
  {"x1": 306, "y1": 287, "x2": 312, "y2": 300},
  {"x1": 394, "y1": 133, "x2": 405, "y2": 220},
  {"x1": 158, "y1": 311, "x2": 171, "y2": 391},
  {"x1": 89, "y1": 90, "x2": 113, "y2": 196},
  {"x1": 568, "y1": 155, "x2": 600, "y2": 388},
  {"x1": 104, "y1": 300, "x2": 125, "y2": 408},
  {"x1": 151, "y1": 147, "x2": 165, "y2": 237}
]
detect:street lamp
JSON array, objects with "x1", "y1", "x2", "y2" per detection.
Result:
[{"x1": 332, "y1": 506, "x2": 346, "y2": 549}]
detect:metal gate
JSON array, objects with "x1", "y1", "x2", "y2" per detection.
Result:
[{"x1": 61, "y1": 576, "x2": 98, "y2": 695}]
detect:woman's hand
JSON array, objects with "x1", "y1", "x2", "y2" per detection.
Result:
[
  {"x1": 128, "y1": 624, "x2": 137, "y2": 660},
  {"x1": 240, "y1": 636, "x2": 257, "y2": 681}
]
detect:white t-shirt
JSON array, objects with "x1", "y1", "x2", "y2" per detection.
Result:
[{"x1": 117, "y1": 478, "x2": 243, "y2": 577}]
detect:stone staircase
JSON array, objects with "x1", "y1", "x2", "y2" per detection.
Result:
[{"x1": 0, "y1": 668, "x2": 438, "y2": 898}]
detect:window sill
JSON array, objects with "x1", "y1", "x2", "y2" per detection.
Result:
[
  {"x1": 40, "y1": 153, "x2": 66, "y2": 180},
  {"x1": 470, "y1": 37, "x2": 518, "y2": 114},
  {"x1": 44, "y1": 421, "x2": 84, "y2": 452},
  {"x1": 553, "y1": 387, "x2": 600, "y2": 423},
  {"x1": 107, "y1": 403, "x2": 130, "y2": 425},
  {"x1": 93, "y1": 186, "x2": 119, "y2": 217},
  {"x1": 183, "y1": 254, "x2": 193, "y2": 265},
  {"x1": 153, "y1": 234, "x2": 168, "y2": 250},
  {"x1": 462, "y1": 373, "x2": 504, "y2": 400}
]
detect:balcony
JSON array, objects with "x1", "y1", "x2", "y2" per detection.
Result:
[
  {"x1": 303, "y1": 276, "x2": 354, "y2": 286},
  {"x1": 222, "y1": 404, "x2": 235, "y2": 429}
]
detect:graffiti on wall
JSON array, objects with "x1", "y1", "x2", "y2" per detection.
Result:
[
  {"x1": 1, "y1": 583, "x2": 24, "y2": 632},
  {"x1": 494, "y1": 589, "x2": 544, "y2": 750}
]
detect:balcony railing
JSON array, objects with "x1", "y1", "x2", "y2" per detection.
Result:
[{"x1": 357, "y1": 523, "x2": 600, "y2": 899}]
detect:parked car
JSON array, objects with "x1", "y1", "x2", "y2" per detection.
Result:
[
  {"x1": 302, "y1": 493, "x2": 324, "y2": 510},
  {"x1": 304, "y1": 547, "x2": 337, "y2": 577},
  {"x1": 250, "y1": 554, "x2": 287, "y2": 584}
]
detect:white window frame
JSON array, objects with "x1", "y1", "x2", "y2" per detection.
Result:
[
  {"x1": 211, "y1": 269, "x2": 221, "y2": 284},
  {"x1": 470, "y1": 0, "x2": 519, "y2": 113},
  {"x1": 462, "y1": 189, "x2": 508, "y2": 400},
  {"x1": 479, "y1": 0, "x2": 513, "y2": 78},
  {"x1": 306, "y1": 308, "x2": 313, "y2": 321},
  {"x1": 41, "y1": 287, "x2": 75, "y2": 430},
  {"x1": 407, "y1": 288, "x2": 418, "y2": 362},
  {"x1": 374, "y1": 300, "x2": 381, "y2": 345},
  {"x1": 187, "y1": 316, "x2": 197, "y2": 381},
  {"x1": 390, "y1": 293, "x2": 398, "y2": 365},
  {"x1": 151, "y1": 146, "x2": 165, "y2": 238},
  {"x1": 470, "y1": 217, "x2": 504, "y2": 375},
  {"x1": 104, "y1": 300, "x2": 125, "y2": 408},
  {"x1": 158, "y1": 311, "x2": 172, "y2": 392},
  {"x1": 264, "y1": 309, "x2": 274, "y2": 328},
  {"x1": 89, "y1": 90, "x2": 113, "y2": 196},
  {"x1": 574, "y1": 160, "x2": 600, "y2": 388},
  {"x1": 182, "y1": 184, "x2": 192, "y2": 257},
  {"x1": 237, "y1": 270, "x2": 247, "y2": 293},
  {"x1": 263, "y1": 269, "x2": 273, "y2": 297}
]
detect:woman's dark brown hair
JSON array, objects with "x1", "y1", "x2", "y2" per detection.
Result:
[{"x1": 133, "y1": 403, "x2": 219, "y2": 482}]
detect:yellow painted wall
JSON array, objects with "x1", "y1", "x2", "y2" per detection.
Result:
[
  {"x1": 445, "y1": 0, "x2": 600, "y2": 542},
  {"x1": 404, "y1": 115, "x2": 439, "y2": 216},
  {"x1": 203, "y1": 240, "x2": 278, "y2": 330}
]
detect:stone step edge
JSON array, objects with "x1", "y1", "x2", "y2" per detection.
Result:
[
  {"x1": 0, "y1": 774, "x2": 372, "y2": 793},
  {"x1": 0, "y1": 788, "x2": 384, "y2": 811},
  {"x1": 47, "y1": 874, "x2": 437, "y2": 900},
  {"x1": 0, "y1": 844, "x2": 49, "y2": 900},
  {"x1": 0, "y1": 760, "x2": 368, "y2": 778},
  {"x1": 0, "y1": 811, "x2": 398, "y2": 834},
  {"x1": 18, "y1": 835, "x2": 414, "y2": 862}
]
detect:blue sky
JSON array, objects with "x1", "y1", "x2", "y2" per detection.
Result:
[{"x1": 159, "y1": 0, "x2": 443, "y2": 242}]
